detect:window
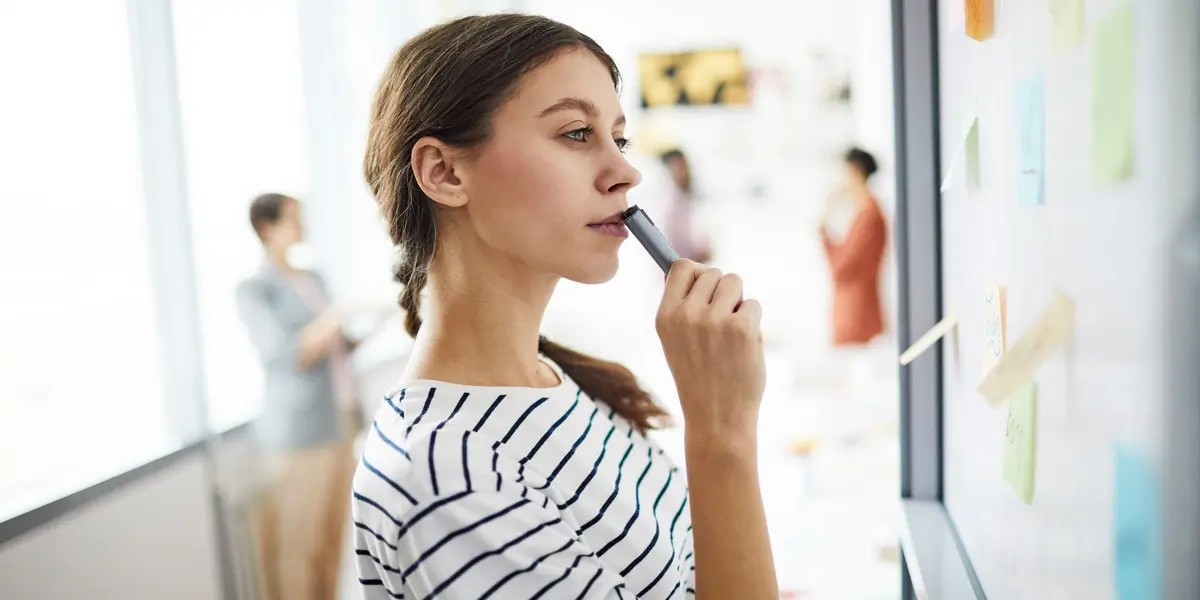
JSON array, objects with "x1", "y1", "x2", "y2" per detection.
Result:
[
  {"x1": 170, "y1": 0, "x2": 312, "y2": 431},
  {"x1": 0, "y1": 1, "x2": 173, "y2": 516}
]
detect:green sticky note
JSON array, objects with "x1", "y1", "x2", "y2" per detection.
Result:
[
  {"x1": 1091, "y1": 4, "x2": 1135, "y2": 184},
  {"x1": 1003, "y1": 381, "x2": 1037, "y2": 504},
  {"x1": 1048, "y1": 0, "x2": 1085, "y2": 57}
]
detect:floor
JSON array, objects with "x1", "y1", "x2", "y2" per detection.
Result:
[{"x1": 340, "y1": 179, "x2": 903, "y2": 599}]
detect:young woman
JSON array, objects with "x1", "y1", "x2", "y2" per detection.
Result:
[
  {"x1": 820, "y1": 148, "x2": 888, "y2": 347},
  {"x1": 659, "y1": 148, "x2": 712, "y2": 264},
  {"x1": 235, "y1": 193, "x2": 361, "y2": 600},
  {"x1": 352, "y1": 14, "x2": 777, "y2": 600}
]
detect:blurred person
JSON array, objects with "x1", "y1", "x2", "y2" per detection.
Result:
[
  {"x1": 820, "y1": 147, "x2": 887, "y2": 347},
  {"x1": 660, "y1": 148, "x2": 713, "y2": 263},
  {"x1": 352, "y1": 14, "x2": 779, "y2": 600},
  {"x1": 236, "y1": 192, "x2": 364, "y2": 600}
]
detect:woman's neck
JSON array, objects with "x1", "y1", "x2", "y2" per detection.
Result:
[
  {"x1": 266, "y1": 245, "x2": 293, "y2": 273},
  {"x1": 406, "y1": 247, "x2": 560, "y2": 388}
]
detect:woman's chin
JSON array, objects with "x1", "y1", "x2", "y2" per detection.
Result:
[{"x1": 562, "y1": 255, "x2": 621, "y2": 285}]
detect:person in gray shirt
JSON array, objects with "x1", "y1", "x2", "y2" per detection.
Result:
[{"x1": 236, "y1": 192, "x2": 359, "y2": 600}]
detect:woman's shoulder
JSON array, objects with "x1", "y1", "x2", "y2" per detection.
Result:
[{"x1": 356, "y1": 377, "x2": 585, "y2": 496}]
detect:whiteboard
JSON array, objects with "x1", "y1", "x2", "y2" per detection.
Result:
[{"x1": 935, "y1": 1, "x2": 1196, "y2": 598}]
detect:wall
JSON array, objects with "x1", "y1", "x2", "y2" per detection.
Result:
[{"x1": 0, "y1": 454, "x2": 224, "y2": 600}]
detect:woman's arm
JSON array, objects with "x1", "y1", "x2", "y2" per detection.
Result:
[
  {"x1": 656, "y1": 260, "x2": 779, "y2": 599},
  {"x1": 685, "y1": 428, "x2": 777, "y2": 600}
]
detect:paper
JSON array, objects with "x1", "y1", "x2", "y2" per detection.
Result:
[
  {"x1": 1049, "y1": 0, "x2": 1085, "y2": 56},
  {"x1": 1114, "y1": 445, "x2": 1163, "y2": 600},
  {"x1": 1017, "y1": 75, "x2": 1046, "y2": 205},
  {"x1": 948, "y1": 0, "x2": 966, "y2": 33},
  {"x1": 940, "y1": 106, "x2": 979, "y2": 193},
  {"x1": 900, "y1": 310, "x2": 959, "y2": 365},
  {"x1": 982, "y1": 286, "x2": 1007, "y2": 375},
  {"x1": 978, "y1": 292, "x2": 1075, "y2": 405},
  {"x1": 966, "y1": 0, "x2": 995, "y2": 41},
  {"x1": 1002, "y1": 381, "x2": 1037, "y2": 504},
  {"x1": 1092, "y1": 3, "x2": 1135, "y2": 184},
  {"x1": 965, "y1": 117, "x2": 981, "y2": 191}
]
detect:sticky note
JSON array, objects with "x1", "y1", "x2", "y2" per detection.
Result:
[
  {"x1": 1002, "y1": 381, "x2": 1037, "y2": 504},
  {"x1": 965, "y1": 117, "x2": 981, "y2": 191},
  {"x1": 1092, "y1": 4, "x2": 1135, "y2": 184},
  {"x1": 1048, "y1": 0, "x2": 1085, "y2": 56},
  {"x1": 948, "y1": 0, "x2": 966, "y2": 33},
  {"x1": 978, "y1": 292, "x2": 1075, "y2": 405},
  {"x1": 900, "y1": 310, "x2": 959, "y2": 365},
  {"x1": 982, "y1": 286, "x2": 1007, "y2": 375},
  {"x1": 940, "y1": 106, "x2": 979, "y2": 193},
  {"x1": 966, "y1": 0, "x2": 995, "y2": 41},
  {"x1": 1017, "y1": 75, "x2": 1046, "y2": 205},
  {"x1": 1113, "y1": 444, "x2": 1163, "y2": 600}
]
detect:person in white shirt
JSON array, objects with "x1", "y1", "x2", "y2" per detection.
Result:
[{"x1": 352, "y1": 13, "x2": 778, "y2": 600}]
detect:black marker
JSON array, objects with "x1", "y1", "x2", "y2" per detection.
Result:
[{"x1": 621, "y1": 205, "x2": 680, "y2": 274}]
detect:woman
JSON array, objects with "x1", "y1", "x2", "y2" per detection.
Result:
[
  {"x1": 820, "y1": 147, "x2": 887, "y2": 347},
  {"x1": 351, "y1": 14, "x2": 778, "y2": 600},
  {"x1": 659, "y1": 148, "x2": 712, "y2": 264},
  {"x1": 235, "y1": 193, "x2": 360, "y2": 600}
]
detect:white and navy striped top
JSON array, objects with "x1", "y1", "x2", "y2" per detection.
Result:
[{"x1": 352, "y1": 358, "x2": 696, "y2": 599}]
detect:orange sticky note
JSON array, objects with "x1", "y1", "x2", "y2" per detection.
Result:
[
  {"x1": 982, "y1": 286, "x2": 1007, "y2": 375},
  {"x1": 966, "y1": 0, "x2": 995, "y2": 41}
]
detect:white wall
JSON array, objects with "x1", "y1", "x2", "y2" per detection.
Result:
[{"x1": 0, "y1": 454, "x2": 224, "y2": 600}]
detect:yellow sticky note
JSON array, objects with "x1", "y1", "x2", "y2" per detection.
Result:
[
  {"x1": 982, "y1": 286, "x2": 1007, "y2": 375},
  {"x1": 978, "y1": 292, "x2": 1076, "y2": 405},
  {"x1": 1092, "y1": 4, "x2": 1135, "y2": 184},
  {"x1": 900, "y1": 310, "x2": 959, "y2": 365},
  {"x1": 1003, "y1": 381, "x2": 1038, "y2": 504},
  {"x1": 1048, "y1": 0, "x2": 1085, "y2": 56},
  {"x1": 966, "y1": 0, "x2": 995, "y2": 41}
]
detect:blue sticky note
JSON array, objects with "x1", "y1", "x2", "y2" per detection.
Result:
[
  {"x1": 1017, "y1": 75, "x2": 1046, "y2": 205},
  {"x1": 1113, "y1": 444, "x2": 1163, "y2": 600}
]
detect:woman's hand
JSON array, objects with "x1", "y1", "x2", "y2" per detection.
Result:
[{"x1": 655, "y1": 259, "x2": 765, "y2": 443}]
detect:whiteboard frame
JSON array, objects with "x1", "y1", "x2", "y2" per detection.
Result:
[{"x1": 891, "y1": 0, "x2": 986, "y2": 597}]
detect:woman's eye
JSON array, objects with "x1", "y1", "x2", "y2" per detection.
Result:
[
  {"x1": 615, "y1": 137, "x2": 632, "y2": 153},
  {"x1": 564, "y1": 127, "x2": 592, "y2": 142}
]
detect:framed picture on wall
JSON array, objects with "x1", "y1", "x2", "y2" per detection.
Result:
[{"x1": 637, "y1": 47, "x2": 751, "y2": 108}]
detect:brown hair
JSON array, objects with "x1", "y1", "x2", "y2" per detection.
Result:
[
  {"x1": 363, "y1": 14, "x2": 666, "y2": 432},
  {"x1": 248, "y1": 192, "x2": 295, "y2": 241}
]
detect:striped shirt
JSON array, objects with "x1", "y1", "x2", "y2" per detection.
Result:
[{"x1": 352, "y1": 358, "x2": 696, "y2": 599}]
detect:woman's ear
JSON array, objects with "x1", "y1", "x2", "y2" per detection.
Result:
[{"x1": 412, "y1": 137, "x2": 468, "y2": 208}]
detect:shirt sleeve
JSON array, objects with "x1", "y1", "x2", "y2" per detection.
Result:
[
  {"x1": 822, "y1": 208, "x2": 886, "y2": 280},
  {"x1": 234, "y1": 281, "x2": 302, "y2": 370}
]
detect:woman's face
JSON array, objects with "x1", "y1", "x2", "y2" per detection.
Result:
[
  {"x1": 263, "y1": 199, "x2": 304, "y2": 249},
  {"x1": 842, "y1": 162, "x2": 867, "y2": 189},
  {"x1": 454, "y1": 49, "x2": 641, "y2": 285}
]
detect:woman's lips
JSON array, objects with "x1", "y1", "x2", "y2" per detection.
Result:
[{"x1": 587, "y1": 221, "x2": 629, "y2": 238}]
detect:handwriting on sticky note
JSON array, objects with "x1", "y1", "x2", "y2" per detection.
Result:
[
  {"x1": 1002, "y1": 381, "x2": 1037, "y2": 504},
  {"x1": 978, "y1": 292, "x2": 1075, "y2": 405},
  {"x1": 1017, "y1": 76, "x2": 1045, "y2": 205},
  {"x1": 1114, "y1": 444, "x2": 1163, "y2": 600},
  {"x1": 900, "y1": 311, "x2": 959, "y2": 365},
  {"x1": 982, "y1": 286, "x2": 1007, "y2": 375},
  {"x1": 1092, "y1": 4, "x2": 1135, "y2": 184},
  {"x1": 966, "y1": 0, "x2": 994, "y2": 41},
  {"x1": 1048, "y1": 0, "x2": 1085, "y2": 56}
]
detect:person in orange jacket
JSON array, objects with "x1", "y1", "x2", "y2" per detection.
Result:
[{"x1": 820, "y1": 147, "x2": 887, "y2": 347}]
